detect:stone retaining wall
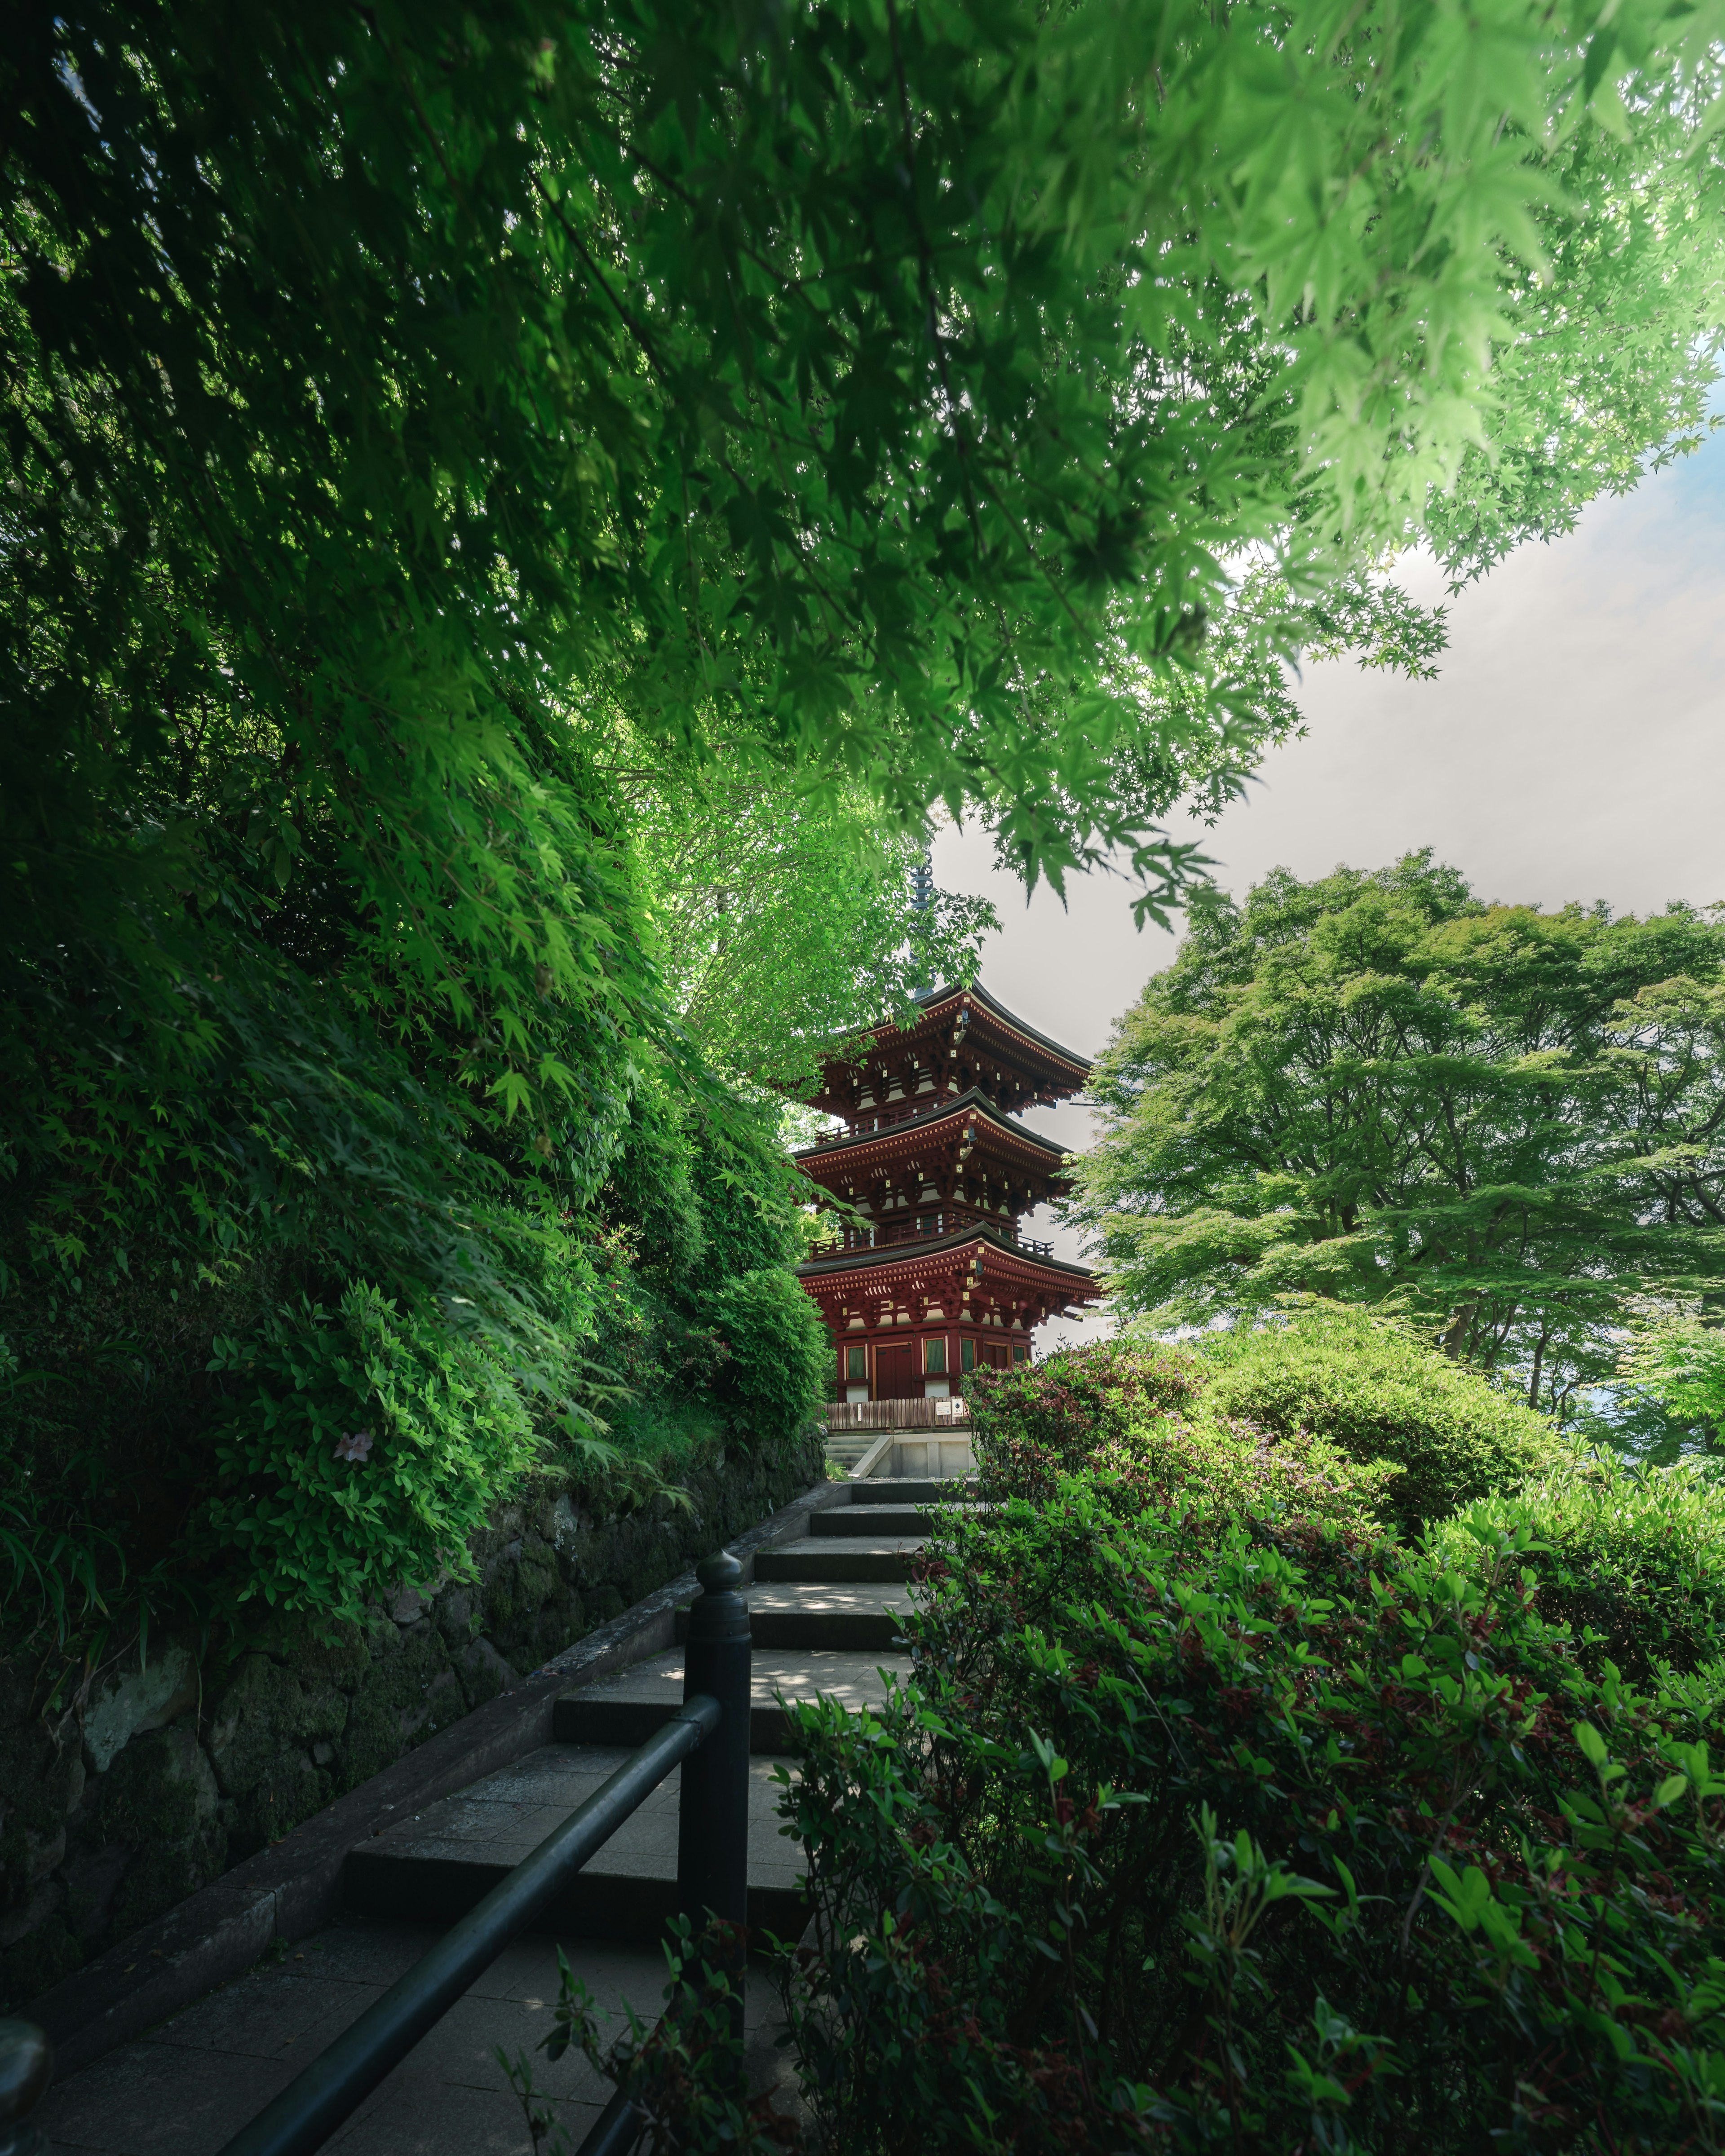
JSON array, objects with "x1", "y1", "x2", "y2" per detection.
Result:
[{"x1": 0, "y1": 1429, "x2": 822, "y2": 2011}]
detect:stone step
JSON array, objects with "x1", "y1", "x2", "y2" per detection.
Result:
[
  {"x1": 342, "y1": 1745, "x2": 806, "y2": 1944},
  {"x1": 674, "y1": 1594, "x2": 906, "y2": 1652},
  {"x1": 553, "y1": 1647, "x2": 902, "y2": 1753},
  {"x1": 753, "y1": 1537, "x2": 922, "y2": 1583},
  {"x1": 846, "y1": 1478, "x2": 981, "y2": 1504},
  {"x1": 812, "y1": 1504, "x2": 934, "y2": 1537}
]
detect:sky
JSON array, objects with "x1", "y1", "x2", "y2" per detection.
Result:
[{"x1": 934, "y1": 423, "x2": 1725, "y2": 1349}]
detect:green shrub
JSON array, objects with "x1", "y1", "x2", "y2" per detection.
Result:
[
  {"x1": 1429, "y1": 1451, "x2": 1725, "y2": 1676},
  {"x1": 706, "y1": 1268, "x2": 827, "y2": 1447},
  {"x1": 191, "y1": 1286, "x2": 550, "y2": 1618},
  {"x1": 966, "y1": 1307, "x2": 1556, "y2": 1539},
  {"x1": 775, "y1": 1474, "x2": 1725, "y2": 2153},
  {"x1": 968, "y1": 1338, "x2": 1393, "y2": 1544},
  {"x1": 965, "y1": 1336, "x2": 1205, "y2": 1471},
  {"x1": 1197, "y1": 1301, "x2": 1564, "y2": 1529}
]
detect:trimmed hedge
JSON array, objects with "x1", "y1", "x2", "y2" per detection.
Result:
[
  {"x1": 966, "y1": 1305, "x2": 1562, "y2": 1537},
  {"x1": 1199, "y1": 1303, "x2": 1565, "y2": 1529},
  {"x1": 1430, "y1": 1450, "x2": 1725, "y2": 1675}
]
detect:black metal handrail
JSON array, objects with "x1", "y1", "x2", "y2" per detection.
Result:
[{"x1": 0, "y1": 1549, "x2": 754, "y2": 2156}]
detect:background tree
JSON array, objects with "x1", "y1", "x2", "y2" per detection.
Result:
[
  {"x1": 622, "y1": 758, "x2": 997, "y2": 1094},
  {"x1": 1071, "y1": 855, "x2": 1725, "y2": 1414}
]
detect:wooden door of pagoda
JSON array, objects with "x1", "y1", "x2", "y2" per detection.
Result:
[{"x1": 875, "y1": 1340, "x2": 918, "y2": 1398}]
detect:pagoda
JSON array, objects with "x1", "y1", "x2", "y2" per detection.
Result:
[{"x1": 793, "y1": 982, "x2": 1100, "y2": 1402}]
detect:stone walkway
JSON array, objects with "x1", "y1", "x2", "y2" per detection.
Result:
[
  {"x1": 38, "y1": 1479, "x2": 964, "y2": 2156},
  {"x1": 41, "y1": 1918, "x2": 676, "y2": 2155}
]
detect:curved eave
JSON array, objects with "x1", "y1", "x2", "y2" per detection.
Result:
[
  {"x1": 799, "y1": 981, "x2": 1092, "y2": 1101},
  {"x1": 911, "y1": 981, "x2": 1093, "y2": 1084},
  {"x1": 796, "y1": 1224, "x2": 1097, "y2": 1290},
  {"x1": 792, "y1": 1087, "x2": 1070, "y2": 1177}
]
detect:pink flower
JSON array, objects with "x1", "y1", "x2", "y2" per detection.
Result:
[{"x1": 335, "y1": 1429, "x2": 374, "y2": 1463}]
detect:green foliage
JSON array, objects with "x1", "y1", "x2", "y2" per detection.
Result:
[
  {"x1": 706, "y1": 1271, "x2": 830, "y2": 1449},
  {"x1": 968, "y1": 1308, "x2": 1560, "y2": 1535},
  {"x1": 1197, "y1": 1303, "x2": 1565, "y2": 1532},
  {"x1": 1431, "y1": 1452, "x2": 1725, "y2": 1678},
  {"x1": 193, "y1": 1287, "x2": 562, "y2": 1620},
  {"x1": 1618, "y1": 1308, "x2": 1725, "y2": 1445},
  {"x1": 966, "y1": 1335, "x2": 1394, "y2": 1539},
  {"x1": 630, "y1": 764, "x2": 996, "y2": 1093},
  {"x1": 1073, "y1": 856, "x2": 1725, "y2": 1410},
  {"x1": 683, "y1": 1104, "x2": 810, "y2": 1303},
  {"x1": 774, "y1": 1474, "x2": 1725, "y2": 2152}
]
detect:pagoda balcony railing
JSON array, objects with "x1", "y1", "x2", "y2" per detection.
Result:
[
  {"x1": 812, "y1": 1097, "x2": 946, "y2": 1140},
  {"x1": 808, "y1": 1213, "x2": 1054, "y2": 1261}
]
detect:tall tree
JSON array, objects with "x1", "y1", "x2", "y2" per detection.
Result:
[
  {"x1": 621, "y1": 758, "x2": 996, "y2": 1094},
  {"x1": 4, "y1": 0, "x2": 1725, "y2": 1628},
  {"x1": 1071, "y1": 857, "x2": 1725, "y2": 1413}
]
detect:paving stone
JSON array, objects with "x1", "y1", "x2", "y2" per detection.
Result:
[
  {"x1": 39, "y1": 1925, "x2": 692, "y2": 2156},
  {"x1": 143, "y1": 1961, "x2": 381, "y2": 2062},
  {"x1": 325, "y1": 2076, "x2": 603, "y2": 2156},
  {"x1": 41, "y1": 2029, "x2": 308, "y2": 2153}
]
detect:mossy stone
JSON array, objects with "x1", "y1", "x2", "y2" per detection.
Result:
[
  {"x1": 206, "y1": 1655, "x2": 348, "y2": 1798},
  {"x1": 336, "y1": 1622, "x2": 459, "y2": 1789},
  {"x1": 92, "y1": 1723, "x2": 220, "y2": 1847},
  {"x1": 227, "y1": 1750, "x2": 333, "y2": 1858}
]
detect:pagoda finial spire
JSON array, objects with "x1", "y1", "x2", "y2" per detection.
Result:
[{"x1": 909, "y1": 848, "x2": 935, "y2": 990}]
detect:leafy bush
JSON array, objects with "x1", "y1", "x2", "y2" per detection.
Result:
[
  {"x1": 707, "y1": 1269, "x2": 829, "y2": 1449},
  {"x1": 966, "y1": 1337, "x2": 1204, "y2": 1471},
  {"x1": 967, "y1": 1308, "x2": 1559, "y2": 1537},
  {"x1": 1198, "y1": 1303, "x2": 1563, "y2": 1529},
  {"x1": 191, "y1": 1287, "x2": 554, "y2": 1618},
  {"x1": 1430, "y1": 1451, "x2": 1725, "y2": 1677},
  {"x1": 776, "y1": 1475, "x2": 1725, "y2": 2152},
  {"x1": 967, "y1": 1338, "x2": 1393, "y2": 1543}
]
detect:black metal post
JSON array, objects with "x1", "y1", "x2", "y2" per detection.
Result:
[
  {"x1": 0, "y1": 2018, "x2": 53, "y2": 2156},
  {"x1": 676, "y1": 1550, "x2": 752, "y2": 2054}
]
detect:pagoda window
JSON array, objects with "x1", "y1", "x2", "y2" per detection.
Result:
[
  {"x1": 1013, "y1": 1343, "x2": 1030, "y2": 1364},
  {"x1": 960, "y1": 1338, "x2": 976, "y2": 1374},
  {"x1": 845, "y1": 1344, "x2": 867, "y2": 1382},
  {"x1": 924, "y1": 1337, "x2": 948, "y2": 1376}
]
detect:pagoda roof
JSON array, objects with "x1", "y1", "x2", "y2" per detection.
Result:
[
  {"x1": 793, "y1": 1087, "x2": 1070, "y2": 1179},
  {"x1": 796, "y1": 1220, "x2": 1096, "y2": 1291},
  {"x1": 804, "y1": 981, "x2": 1091, "y2": 1114},
  {"x1": 905, "y1": 981, "x2": 1092, "y2": 1081}
]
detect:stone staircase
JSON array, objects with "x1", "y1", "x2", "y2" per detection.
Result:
[{"x1": 340, "y1": 1479, "x2": 973, "y2": 1949}]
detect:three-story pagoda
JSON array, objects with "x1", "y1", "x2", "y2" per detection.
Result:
[{"x1": 794, "y1": 982, "x2": 1100, "y2": 1401}]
